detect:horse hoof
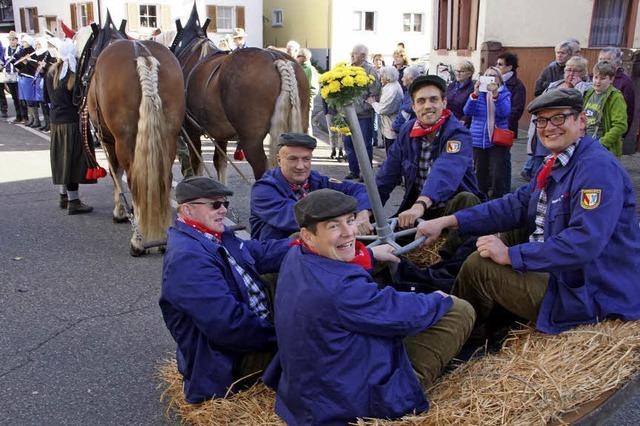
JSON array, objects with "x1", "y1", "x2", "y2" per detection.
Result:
[
  {"x1": 129, "y1": 244, "x2": 146, "y2": 257},
  {"x1": 113, "y1": 216, "x2": 129, "y2": 224}
]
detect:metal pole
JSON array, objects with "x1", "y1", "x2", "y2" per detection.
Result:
[{"x1": 342, "y1": 103, "x2": 393, "y2": 240}]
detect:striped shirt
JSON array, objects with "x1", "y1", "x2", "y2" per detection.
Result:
[{"x1": 529, "y1": 142, "x2": 578, "y2": 242}]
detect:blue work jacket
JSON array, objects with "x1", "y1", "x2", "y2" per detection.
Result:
[
  {"x1": 455, "y1": 136, "x2": 640, "y2": 334},
  {"x1": 376, "y1": 115, "x2": 481, "y2": 210},
  {"x1": 250, "y1": 168, "x2": 371, "y2": 240},
  {"x1": 463, "y1": 89, "x2": 511, "y2": 149},
  {"x1": 159, "y1": 220, "x2": 290, "y2": 403},
  {"x1": 269, "y1": 246, "x2": 453, "y2": 425}
]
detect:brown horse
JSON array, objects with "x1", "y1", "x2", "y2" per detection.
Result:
[
  {"x1": 172, "y1": 10, "x2": 309, "y2": 182},
  {"x1": 87, "y1": 39, "x2": 185, "y2": 255}
]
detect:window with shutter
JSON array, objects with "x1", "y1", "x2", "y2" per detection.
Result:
[
  {"x1": 70, "y1": 4, "x2": 78, "y2": 30},
  {"x1": 87, "y1": 3, "x2": 94, "y2": 24},
  {"x1": 127, "y1": 2, "x2": 140, "y2": 31},
  {"x1": 20, "y1": 8, "x2": 26, "y2": 32},
  {"x1": 236, "y1": 6, "x2": 245, "y2": 29},
  {"x1": 206, "y1": 5, "x2": 217, "y2": 32}
]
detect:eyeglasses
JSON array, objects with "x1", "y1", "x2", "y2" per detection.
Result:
[
  {"x1": 532, "y1": 112, "x2": 577, "y2": 129},
  {"x1": 188, "y1": 200, "x2": 230, "y2": 210},
  {"x1": 496, "y1": 62, "x2": 506, "y2": 66}
]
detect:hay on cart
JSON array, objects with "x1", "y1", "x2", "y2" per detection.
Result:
[{"x1": 158, "y1": 319, "x2": 640, "y2": 425}]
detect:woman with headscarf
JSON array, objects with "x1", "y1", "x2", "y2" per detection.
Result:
[
  {"x1": 46, "y1": 40, "x2": 93, "y2": 214},
  {"x1": 463, "y1": 66, "x2": 512, "y2": 199}
]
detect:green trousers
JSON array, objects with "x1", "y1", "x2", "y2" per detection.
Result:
[
  {"x1": 404, "y1": 296, "x2": 476, "y2": 389},
  {"x1": 452, "y1": 229, "x2": 549, "y2": 325}
]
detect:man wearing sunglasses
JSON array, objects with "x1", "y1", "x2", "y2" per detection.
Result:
[
  {"x1": 415, "y1": 88, "x2": 640, "y2": 336},
  {"x1": 159, "y1": 176, "x2": 291, "y2": 404},
  {"x1": 250, "y1": 132, "x2": 373, "y2": 240}
]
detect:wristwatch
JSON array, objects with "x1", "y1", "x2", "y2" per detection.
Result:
[{"x1": 414, "y1": 200, "x2": 429, "y2": 212}]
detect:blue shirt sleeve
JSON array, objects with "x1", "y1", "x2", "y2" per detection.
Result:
[
  {"x1": 245, "y1": 238, "x2": 292, "y2": 274},
  {"x1": 376, "y1": 124, "x2": 409, "y2": 205},
  {"x1": 250, "y1": 180, "x2": 299, "y2": 236}
]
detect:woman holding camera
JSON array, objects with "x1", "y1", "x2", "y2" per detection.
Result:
[{"x1": 463, "y1": 66, "x2": 512, "y2": 199}]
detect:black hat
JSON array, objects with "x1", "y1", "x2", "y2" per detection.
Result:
[
  {"x1": 277, "y1": 132, "x2": 318, "y2": 150},
  {"x1": 527, "y1": 88, "x2": 584, "y2": 114},
  {"x1": 175, "y1": 176, "x2": 233, "y2": 204},
  {"x1": 408, "y1": 75, "x2": 447, "y2": 98},
  {"x1": 294, "y1": 189, "x2": 358, "y2": 228}
]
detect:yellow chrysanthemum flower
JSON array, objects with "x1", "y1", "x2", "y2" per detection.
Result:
[
  {"x1": 328, "y1": 80, "x2": 341, "y2": 93},
  {"x1": 320, "y1": 86, "x2": 331, "y2": 99},
  {"x1": 354, "y1": 74, "x2": 369, "y2": 86},
  {"x1": 342, "y1": 75, "x2": 355, "y2": 87}
]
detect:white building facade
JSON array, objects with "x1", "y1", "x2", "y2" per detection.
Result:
[{"x1": 11, "y1": 0, "x2": 263, "y2": 47}]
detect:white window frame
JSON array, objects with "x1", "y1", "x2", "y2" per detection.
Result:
[
  {"x1": 139, "y1": 4, "x2": 158, "y2": 29},
  {"x1": 272, "y1": 8, "x2": 283, "y2": 27},
  {"x1": 353, "y1": 10, "x2": 376, "y2": 32},
  {"x1": 403, "y1": 13, "x2": 423, "y2": 33},
  {"x1": 216, "y1": 5, "x2": 235, "y2": 32},
  {"x1": 80, "y1": 3, "x2": 89, "y2": 27}
]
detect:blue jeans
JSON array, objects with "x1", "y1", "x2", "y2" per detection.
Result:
[{"x1": 343, "y1": 116, "x2": 374, "y2": 176}]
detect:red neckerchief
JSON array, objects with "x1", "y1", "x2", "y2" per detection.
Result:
[
  {"x1": 409, "y1": 109, "x2": 452, "y2": 138},
  {"x1": 290, "y1": 239, "x2": 373, "y2": 270},
  {"x1": 179, "y1": 215, "x2": 222, "y2": 242},
  {"x1": 536, "y1": 154, "x2": 558, "y2": 190},
  {"x1": 290, "y1": 181, "x2": 311, "y2": 197}
]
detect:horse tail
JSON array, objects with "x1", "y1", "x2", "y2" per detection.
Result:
[
  {"x1": 268, "y1": 59, "x2": 303, "y2": 163},
  {"x1": 129, "y1": 55, "x2": 172, "y2": 242}
]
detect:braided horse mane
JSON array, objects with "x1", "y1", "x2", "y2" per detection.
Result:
[{"x1": 269, "y1": 58, "x2": 303, "y2": 164}]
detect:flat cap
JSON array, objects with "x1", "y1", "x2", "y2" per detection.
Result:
[
  {"x1": 277, "y1": 132, "x2": 318, "y2": 150},
  {"x1": 527, "y1": 88, "x2": 583, "y2": 114},
  {"x1": 409, "y1": 75, "x2": 447, "y2": 98},
  {"x1": 294, "y1": 189, "x2": 358, "y2": 228},
  {"x1": 175, "y1": 176, "x2": 233, "y2": 204}
]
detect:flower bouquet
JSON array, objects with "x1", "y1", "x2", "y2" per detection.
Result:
[
  {"x1": 329, "y1": 113, "x2": 351, "y2": 136},
  {"x1": 319, "y1": 62, "x2": 375, "y2": 109}
]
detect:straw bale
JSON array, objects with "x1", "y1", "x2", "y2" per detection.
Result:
[
  {"x1": 404, "y1": 237, "x2": 446, "y2": 268},
  {"x1": 158, "y1": 320, "x2": 640, "y2": 426}
]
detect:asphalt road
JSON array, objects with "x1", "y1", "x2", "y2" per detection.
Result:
[{"x1": 1, "y1": 113, "x2": 639, "y2": 425}]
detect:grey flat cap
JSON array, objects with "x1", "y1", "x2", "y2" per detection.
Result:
[
  {"x1": 527, "y1": 88, "x2": 583, "y2": 114},
  {"x1": 278, "y1": 132, "x2": 318, "y2": 149},
  {"x1": 409, "y1": 75, "x2": 447, "y2": 97},
  {"x1": 294, "y1": 189, "x2": 358, "y2": 228},
  {"x1": 175, "y1": 176, "x2": 233, "y2": 204}
]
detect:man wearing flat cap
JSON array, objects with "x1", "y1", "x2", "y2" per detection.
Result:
[
  {"x1": 265, "y1": 189, "x2": 475, "y2": 424},
  {"x1": 159, "y1": 176, "x2": 291, "y2": 404},
  {"x1": 416, "y1": 88, "x2": 640, "y2": 336},
  {"x1": 250, "y1": 132, "x2": 373, "y2": 240},
  {"x1": 376, "y1": 75, "x2": 482, "y2": 252}
]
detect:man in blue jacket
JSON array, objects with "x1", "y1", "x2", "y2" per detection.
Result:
[
  {"x1": 159, "y1": 177, "x2": 291, "y2": 404},
  {"x1": 268, "y1": 189, "x2": 475, "y2": 424},
  {"x1": 250, "y1": 132, "x2": 373, "y2": 240},
  {"x1": 376, "y1": 75, "x2": 482, "y2": 255},
  {"x1": 415, "y1": 88, "x2": 640, "y2": 335}
]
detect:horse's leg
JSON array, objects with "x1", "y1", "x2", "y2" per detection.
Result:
[
  {"x1": 213, "y1": 140, "x2": 229, "y2": 184},
  {"x1": 102, "y1": 141, "x2": 128, "y2": 223},
  {"x1": 185, "y1": 121, "x2": 203, "y2": 176},
  {"x1": 238, "y1": 136, "x2": 269, "y2": 179}
]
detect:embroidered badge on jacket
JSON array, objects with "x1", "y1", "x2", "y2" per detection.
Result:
[
  {"x1": 446, "y1": 140, "x2": 461, "y2": 153},
  {"x1": 580, "y1": 189, "x2": 601, "y2": 209}
]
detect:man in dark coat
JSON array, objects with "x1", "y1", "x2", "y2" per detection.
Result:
[
  {"x1": 250, "y1": 132, "x2": 373, "y2": 240},
  {"x1": 160, "y1": 177, "x2": 291, "y2": 403},
  {"x1": 416, "y1": 88, "x2": 640, "y2": 335},
  {"x1": 376, "y1": 75, "x2": 482, "y2": 243},
  {"x1": 496, "y1": 52, "x2": 526, "y2": 192},
  {"x1": 534, "y1": 40, "x2": 575, "y2": 96},
  {"x1": 266, "y1": 189, "x2": 475, "y2": 424}
]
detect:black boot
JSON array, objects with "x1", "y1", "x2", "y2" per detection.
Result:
[
  {"x1": 59, "y1": 194, "x2": 68, "y2": 209},
  {"x1": 337, "y1": 148, "x2": 344, "y2": 162},
  {"x1": 68, "y1": 199, "x2": 93, "y2": 215},
  {"x1": 330, "y1": 148, "x2": 336, "y2": 159}
]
